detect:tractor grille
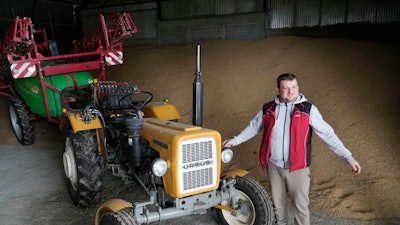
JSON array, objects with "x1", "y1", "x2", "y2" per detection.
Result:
[{"x1": 179, "y1": 137, "x2": 217, "y2": 193}]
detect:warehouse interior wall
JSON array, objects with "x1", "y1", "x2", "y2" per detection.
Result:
[{"x1": 1, "y1": 0, "x2": 399, "y2": 51}]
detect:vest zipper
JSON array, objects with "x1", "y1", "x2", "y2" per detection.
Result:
[{"x1": 282, "y1": 103, "x2": 288, "y2": 168}]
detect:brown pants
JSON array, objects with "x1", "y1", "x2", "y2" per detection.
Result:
[{"x1": 268, "y1": 163, "x2": 311, "y2": 225}]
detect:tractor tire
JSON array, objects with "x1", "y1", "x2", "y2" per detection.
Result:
[
  {"x1": 9, "y1": 97, "x2": 34, "y2": 145},
  {"x1": 214, "y1": 176, "x2": 275, "y2": 225},
  {"x1": 63, "y1": 123, "x2": 103, "y2": 208},
  {"x1": 100, "y1": 208, "x2": 138, "y2": 225}
]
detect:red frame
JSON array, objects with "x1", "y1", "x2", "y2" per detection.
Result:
[{"x1": 0, "y1": 12, "x2": 138, "y2": 124}]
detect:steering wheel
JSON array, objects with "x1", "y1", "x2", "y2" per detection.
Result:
[{"x1": 119, "y1": 91, "x2": 153, "y2": 112}]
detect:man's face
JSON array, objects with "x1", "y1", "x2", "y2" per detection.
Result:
[{"x1": 277, "y1": 79, "x2": 299, "y2": 103}]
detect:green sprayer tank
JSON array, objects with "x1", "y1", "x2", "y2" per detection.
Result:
[{"x1": 14, "y1": 72, "x2": 94, "y2": 118}]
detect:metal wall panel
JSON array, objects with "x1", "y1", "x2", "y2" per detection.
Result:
[
  {"x1": 76, "y1": 0, "x2": 399, "y2": 46},
  {"x1": 348, "y1": 0, "x2": 377, "y2": 23},
  {"x1": 160, "y1": 0, "x2": 264, "y2": 19},
  {"x1": 215, "y1": 0, "x2": 237, "y2": 15},
  {"x1": 191, "y1": 23, "x2": 223, "y2": 41},
  {"x1": 320, "y1": 0, "x2": 347, "y2": 25},
  {"x1": 296, "y1": 0, "x2": 320, "y2": 27},
  {"x1": 157, "y1": 13, "x2": 265, "y2": 45},
  {"x1": 160, "y1": 0, "x2": 176, "y2": 19},
  {"x1": 270, "y1": 0, "x2": 294, "y2": 28},
  {"x1": 376, "y1": 0, "x2": 400, "y2": 23},
  {"x1": 6, "y1": 0, "x2": 33, "y2": 18},
  {"x1": 225, "y1": 15, "x2": 265, "y2": 39},
  {"x1": 3, "y1": 0, "x2": 399, "y2": 48},
  {"x1": 192, "y1": 0, "x2": 215, "y2": 17},
  {"x1": 269, "y1": 0, "x2": 400, "y2": 29},
  {"x1": 175, "y1": 0, "x2": 192, "y2": 18},
  {"x1": 236, "y1": 0, "x2": 263, "y2": 13}
]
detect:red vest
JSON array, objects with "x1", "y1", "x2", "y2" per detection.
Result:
[{"x1": 259, "y1": 101, "x2": 313, "y2": 172}]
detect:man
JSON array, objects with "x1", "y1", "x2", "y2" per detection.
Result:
[{"x1": 222, "y1": 73, "x2": 361, "y2": 225}]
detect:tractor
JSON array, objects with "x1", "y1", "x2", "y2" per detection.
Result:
[{"x1": 0, "y1": 12, "x2": 275, "y2": 225}]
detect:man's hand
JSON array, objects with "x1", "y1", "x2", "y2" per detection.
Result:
[
  {"x1": 222, "y1": 139, "x2": 233, "y2": 148},
  {"x1": 348, "y1": 159, "x2": 361, "y2": 174}
]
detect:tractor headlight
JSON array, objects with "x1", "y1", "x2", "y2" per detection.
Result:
[
  {"x1": 151, "y1": 158, "x2": 168, "y2": 177},
  {"x1": 221, "y1": 148, "x2": 234, "y2": 164}
]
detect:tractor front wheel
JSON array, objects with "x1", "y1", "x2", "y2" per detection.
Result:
[
  {"x1": 63, "y1": 123, "x2": 103, "y2": 207},
  {"x1": 214, "y1": 176, "x2": 275, "y2": 225},
  {"x1": 9, "y1": 97, "x2": 34, "y2": 145},
  {"x1": 100, "y1": 208, "x2": 138, "y2": 225}
]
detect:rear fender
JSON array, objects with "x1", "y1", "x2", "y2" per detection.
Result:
[
  {"x1": 60, "y1": 113, "x2": 106, "y2": 159},
  {"x1": 95, "y1": 199, "x2": 133, "y2": 225},
  {"x1": 60, "y1": 111, "x2": 103, "y2": 132}
]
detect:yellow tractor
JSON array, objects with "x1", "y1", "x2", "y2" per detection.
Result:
[
  {"x1": 90, "y1": 46, "x2": 275, "y2": 225},
  {"x1": 88, "y1": 89, "x2": 274, "y2": 225}
]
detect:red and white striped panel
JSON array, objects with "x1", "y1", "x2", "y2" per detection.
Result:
[
  {"x1": 105, "y1": 51, "x2": 123, "y2": 66},
  {"x1": 10, "y1": 62, "x2": 37, "y2": 79}
]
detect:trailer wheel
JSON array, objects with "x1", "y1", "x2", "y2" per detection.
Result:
[
  {"x1": 100, "y1": 208, "x2": 138, "y2": 225},
  {"x1": 9, "y1": 97, "x2": 34, "y2": 145},
  {"x1": 214, "y1": 176, "x2": 275, "y2": 225},
  {"x1": 63, "y1": 123, "x2": 103, "y2": 208}
]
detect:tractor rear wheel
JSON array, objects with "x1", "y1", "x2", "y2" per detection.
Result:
[
  {"x1": 9, "y1": 97, "x2": 34, "y2": 145},
  {"x1": 100, "y1": 208, "x2": 138, "y2": 225},
  {"x1": 214, "y1": 176, "x2": 275, "y2": 225},
  {"x1": 63, "y1": 123, "x2": 103, "y2": 207}
]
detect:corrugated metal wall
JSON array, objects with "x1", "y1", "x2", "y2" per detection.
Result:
[
  {"x1": 320, "y1": 0, "x2": 347, "y2": 25},
  {"x1": 156, "y1": 0, "x2": 400, "y2": 44},
  {"x1": 269, "y1": 0, "x2": 400, "y2": 28},
  {"x1": 81, "y1": 0, "x2": 267, "y2": 45},
  {"x1": 77, "y1": 0, "x2": 399, "y2": 45},
  {"x1": 158, "y1": 0, "x2": 400, "y2": 27},
  {"x1": 160, "y1": 0, "x2": 265, "y2": 19},
  {"x1": 2, "y1": 0, "x2": 399, "y2": 48}
]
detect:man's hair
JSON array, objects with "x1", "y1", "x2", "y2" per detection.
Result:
[{"x1": 277, "y1": 73, "x2": 297, "y2": 87}]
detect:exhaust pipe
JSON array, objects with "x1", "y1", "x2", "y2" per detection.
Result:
[{"x1": 193, "y1": 44, "x2": 203, "y2": 126}]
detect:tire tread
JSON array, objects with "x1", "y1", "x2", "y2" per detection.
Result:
[
  {"x1": 65, "y1": 125, "x2": 103, "y2": 208},
  {"x1": 9, "y1": 97, "x2": 34, "y2": 145}
]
